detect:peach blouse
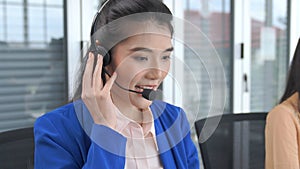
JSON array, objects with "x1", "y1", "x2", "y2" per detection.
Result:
[
  {"x1": 265, "y1": 93, "x2": 300, "y2": 169},
  {"x1": 115, "y1": 108, "x2": 163, "y2": 169}
]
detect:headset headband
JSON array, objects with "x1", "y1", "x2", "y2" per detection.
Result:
[
  {"x1": 98, "y1": 0, "x2": 111, "y2": 13},
  {"x1": 91, "y1": 0, "x2": 111, "y2": 42}
]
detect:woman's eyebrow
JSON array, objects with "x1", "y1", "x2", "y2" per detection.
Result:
[
  {"x1": 164, "y1": 47, "x2": 174, "y2": 52},
  {"x1": 129, "y1": 47, "x2": 153, "y2": 53},
  {"x1": 129, "y1": 47, "x2": 174, "y2": 53}
]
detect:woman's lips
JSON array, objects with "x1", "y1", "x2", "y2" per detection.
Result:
[{"x1": 135, "y1": 85, "x2": 157, "y2": 92}]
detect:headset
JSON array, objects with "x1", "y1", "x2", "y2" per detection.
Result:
[
  {"x1": 88, "y1": 0, "x2": 158, "y2": 101},
  {"x1": 89, "y1": 0, "x2": 111, "y2": 66}
]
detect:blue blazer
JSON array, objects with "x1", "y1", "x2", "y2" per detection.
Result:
[{"x1": 34, "y1": 100, "x2": 199, "y2": 169}]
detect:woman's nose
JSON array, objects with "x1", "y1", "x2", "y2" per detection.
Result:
[
  {"x1": 144, "y1": 56, "x2": 170, "y2": 80},
  {"x1": 145, "y1": 68, "x2": 164, "y2": 80}
]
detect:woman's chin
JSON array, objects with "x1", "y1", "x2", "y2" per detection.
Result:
[{"x1": 130, "y1": 95, "x2": 152, "y2": 110}]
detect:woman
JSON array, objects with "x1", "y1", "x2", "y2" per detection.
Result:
[
  {"x1": 265, "y1": 38, "x2": 300, "y2": 169},
  {"x1": 34, "y1": 0, "x2": 199, "y2": 168}
]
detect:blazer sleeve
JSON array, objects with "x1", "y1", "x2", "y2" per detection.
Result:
[
  {"x1": 180, "y1": 108, "x2": 200, "y2": 169},
  {"x1": 184, "y1": 132, "x2": 200, "y2": 169},
  {"x1": 265, "y1": 106, "x2": 299, "y2": 169},
  {"x1": 34, "y1": 116, "x2": 126, "y2": 169}
]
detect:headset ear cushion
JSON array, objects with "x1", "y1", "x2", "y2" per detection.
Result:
[{"x1": 95, "y1": 45, "x2": 111, "y2": 66}]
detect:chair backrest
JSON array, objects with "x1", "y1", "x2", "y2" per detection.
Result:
[
  {"x1": 195, "y1": 113, "x2": 267, "y2": 169},
  {"x1": 0, "y1": 127, "x2": 34, "y2": 169}
]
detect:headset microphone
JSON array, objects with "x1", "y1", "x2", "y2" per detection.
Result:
[
  {"x1": 91, "y1": 47, "x2": 158, "y2": 101},
  {"x1": 141, "y1": 88, "x2": 158, "y2": 101},
  {"x1": 103, "y1": 69, "x2": 158, "y2": 101}
]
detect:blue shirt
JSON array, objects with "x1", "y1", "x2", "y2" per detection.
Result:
[{"x1": 34, "y1": 100, "x2": 199, "y2": 169}]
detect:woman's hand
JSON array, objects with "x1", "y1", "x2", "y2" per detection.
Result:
[{"x1": 81, "y1": 52, "x2": 118, "y2": 129}]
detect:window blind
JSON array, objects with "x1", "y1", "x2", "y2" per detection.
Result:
[{"x1": 0, "y1": 39, "x2": 67, "y2": 132}]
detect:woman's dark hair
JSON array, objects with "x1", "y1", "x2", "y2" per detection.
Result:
[
  {"x1": 72, "y1": 0, "x2": 173, "y2": 100},
  {"x1": 280, "y1": 38, "x2": 300, "y2": 107}
]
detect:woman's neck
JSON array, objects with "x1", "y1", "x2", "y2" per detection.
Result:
[{"x1": 111, "y1": 94, "x2": 144, "y2": 123}]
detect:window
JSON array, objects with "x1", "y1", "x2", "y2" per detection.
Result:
[
  {"x1": 183, "y1": 0, "x2": 232, "y2": 117},
  {"x1": 0, "y1": 0, "x2": 66, "y2": 131},
  {"x1": 249, "y1": 0, "x2": 288, "y2": 112}
]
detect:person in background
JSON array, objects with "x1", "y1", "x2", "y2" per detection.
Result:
[
  {"x1": 34, "y1": 0, "x2": 199, "y2": 168},
  {"x1": 265, "y1": 38, "x2": 300, "y2": 169}
]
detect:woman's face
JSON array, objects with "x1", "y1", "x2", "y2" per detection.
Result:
[{"x1": 107, "y1": 27, "x2": 173, "y2": 110}]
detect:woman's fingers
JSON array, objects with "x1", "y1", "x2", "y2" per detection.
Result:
[
  {"x1": 93, "y1": 54, "x2": 103, "y2": 90},
  {"x1": 102, "y1": 72, "x2": 117, "y2": 95},
  {"x1": 82, "y1": 52, "x2": 94, "y2": 94},
  {"x1": 82, "y1": 51, "x2": 116, "y2": 99},
  {"x1": 81, "y1": 52, "x2": 117, "y2": 128}
]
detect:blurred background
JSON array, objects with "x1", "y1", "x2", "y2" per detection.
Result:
[{"x1": 0, "y1": 0, "x2": 300, "y2": 167}]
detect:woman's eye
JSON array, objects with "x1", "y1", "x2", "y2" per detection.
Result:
[
  {"x1": 162, "y1": 55, "x2": 171, "y2": 60},
  {"x1": 134, "y1": 56, "x2": 148, "y2": 61}
]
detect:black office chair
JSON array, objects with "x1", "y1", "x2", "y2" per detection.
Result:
[
  {"x1": 0, "y1": 127, "x2": 34, "y2": 169},
  {"x1": 195, "y1": 113, "x2": 267, "y2": 169}
]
